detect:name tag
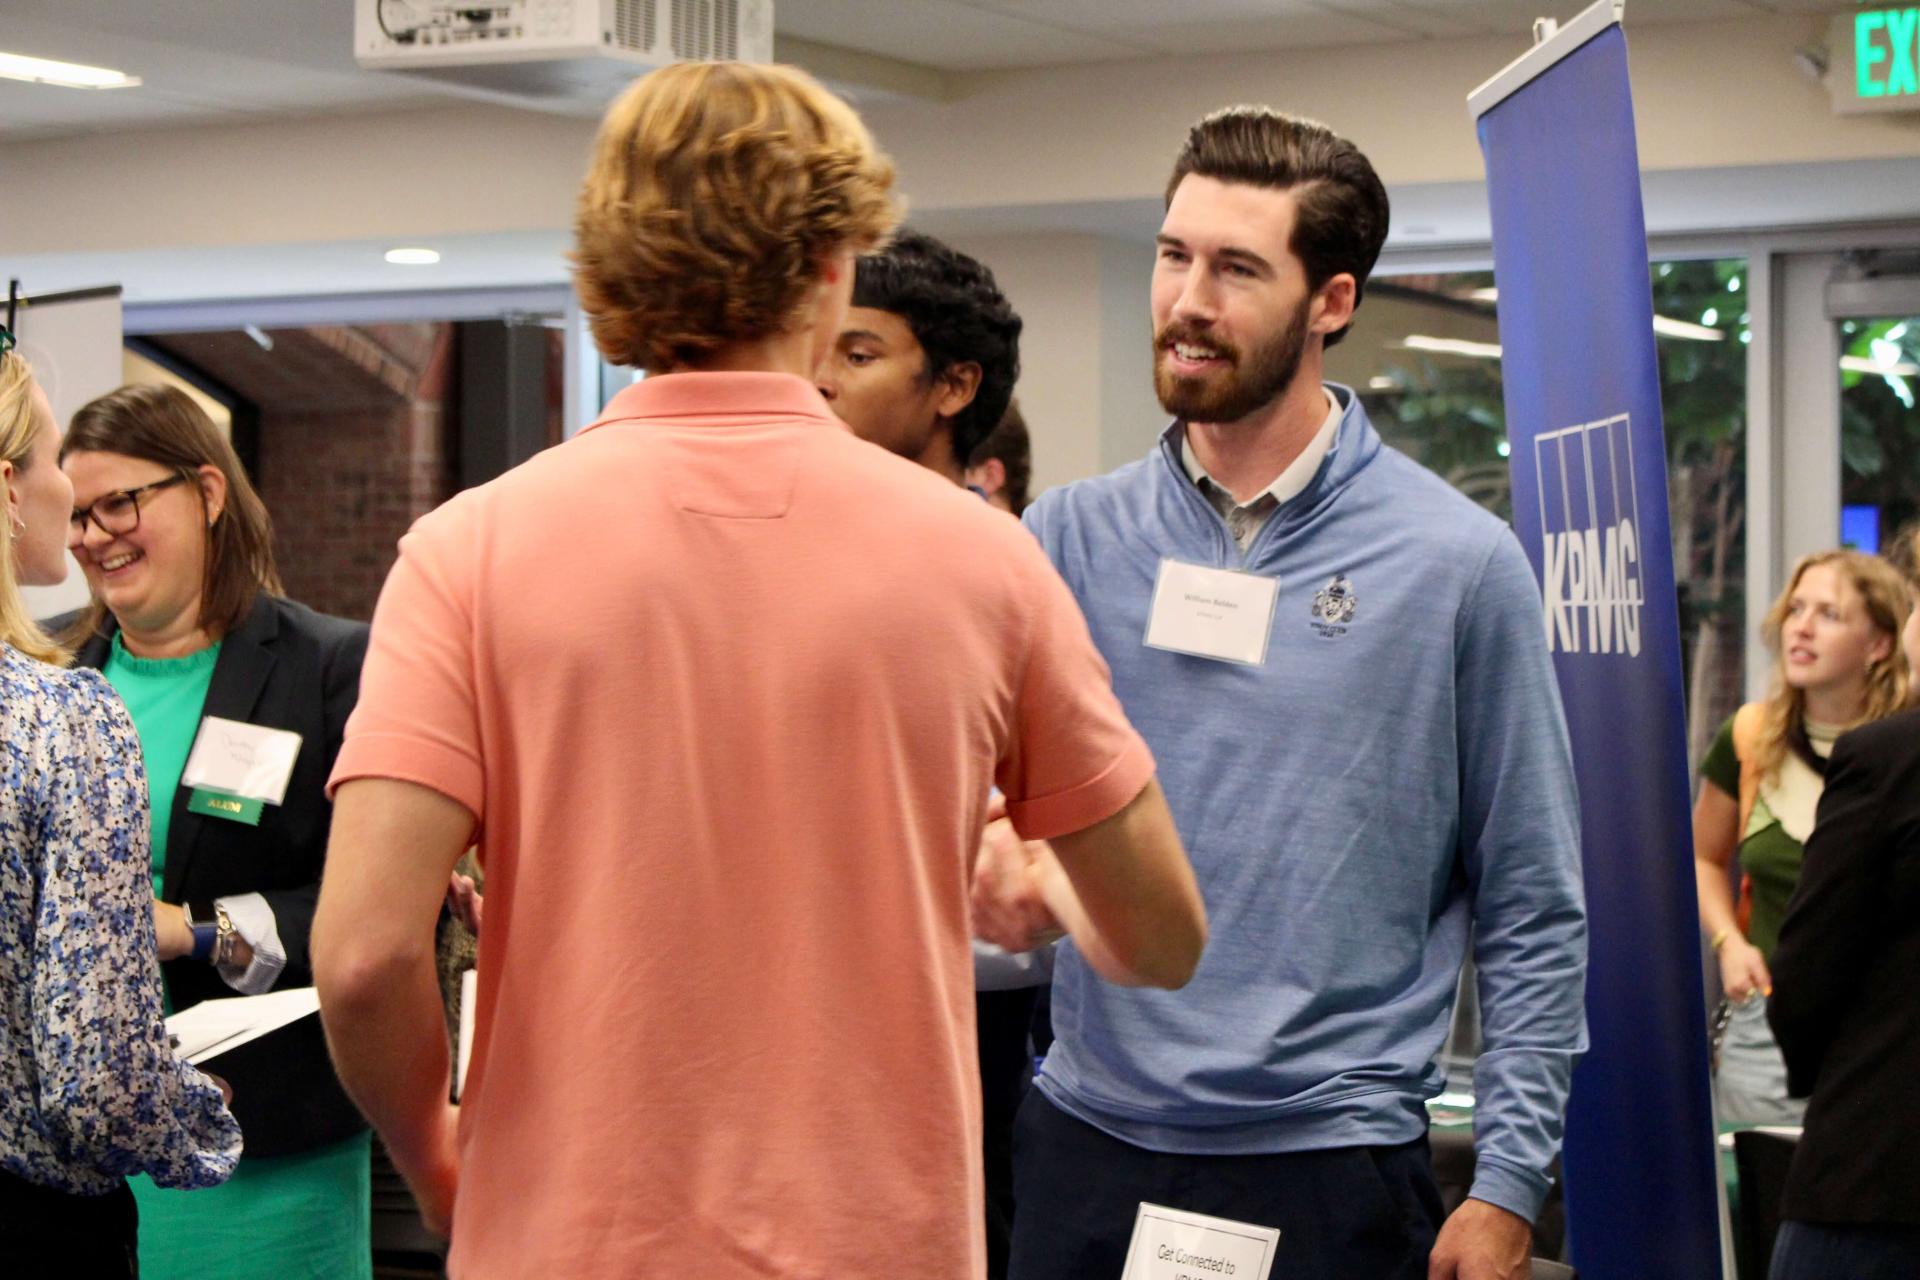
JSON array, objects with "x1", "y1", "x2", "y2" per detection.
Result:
[
  {"x1": 181, "y1": 716, "x2": 303, "y2": 806},
  {"x1": 1144, "y1": 559, "x2": 1279, "y2": 666},
  {"x1": 1121, "y1": 1202, "x2": 1280, "y2": 1280}
]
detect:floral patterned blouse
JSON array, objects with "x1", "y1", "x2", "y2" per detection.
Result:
[{"x1": 0, "y1": 646, "x2": 241, "y2": 1195}]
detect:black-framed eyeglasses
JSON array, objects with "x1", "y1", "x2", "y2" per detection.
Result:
[{"x1": 70, "y1": 473, "x2": 190, "y2": 539}]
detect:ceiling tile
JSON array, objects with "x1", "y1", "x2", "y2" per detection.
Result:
[
  {"x1": 1130, "y1": 13, "x2": 1439, "y2": 56},
  {"x1": 775, "y1": 0, "x2": 1152, "y2": 71},
  {"x1": 1320, "y1": 2, "x2": 1490, "y2": 39}
]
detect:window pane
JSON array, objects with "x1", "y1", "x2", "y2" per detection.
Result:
[
  {"x1": 1839, "y1": 314, "x2": 1920, "y2": 556},
  {"x1": 1327, "y1": 258, "x2": 1749, "y2": 779}
]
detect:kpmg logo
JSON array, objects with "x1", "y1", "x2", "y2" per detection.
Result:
[{"x1": 1534, "y1": 413, "x2": 1645, "y2": 657}]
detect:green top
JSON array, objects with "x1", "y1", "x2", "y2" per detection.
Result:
[
  {"x1": 1698, "y1": 713, "x2": 1836, "y2": 961},
  {"x1": 102, "y1": 634, "x2": 222, "y2": 896},
  {"x1": 1700, "y1": 717, "x2": 1739, "y2": 797}
]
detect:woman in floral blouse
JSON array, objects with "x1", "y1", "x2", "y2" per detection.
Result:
[{"x1": 0, "y1": 343, "x2": 239, "y2": 1277}]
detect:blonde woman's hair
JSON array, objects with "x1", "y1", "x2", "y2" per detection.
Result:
[
  {"x1": 1753, "y1": 548, "x2": 1911, "y2": 781},
  {"x1": 572, "y1": 61, "x2": 900, "y2": 372},
  {"x1": 1885, "y1": 517, "x2": 1920, "y2": 590},
  {"x1": 0, "y1": 352, "x2": 69, "y2": 666}
]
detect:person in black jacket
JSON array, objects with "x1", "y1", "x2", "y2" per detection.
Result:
[
  {"x1": 60, "y1": 383, "x2": 372, "y2": 1280},
  {"x1": 1767, "y1": 586, "x2": 1920, "y2": 1279}
]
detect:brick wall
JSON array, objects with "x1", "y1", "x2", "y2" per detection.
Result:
[{"x1": 257, "y1": 325, "x2": 457, "y2": 622}]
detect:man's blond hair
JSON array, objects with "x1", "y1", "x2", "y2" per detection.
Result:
[{"x1": 573, "y1": 61, "x2": 899, "y2": 372}]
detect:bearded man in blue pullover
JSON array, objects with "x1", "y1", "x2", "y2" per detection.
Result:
[{"x1": 1004, "y1": 109, "x2": 1587, "y2": 1280}]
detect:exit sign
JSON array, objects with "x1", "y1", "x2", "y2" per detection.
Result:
[{"x1": 1833, "y1": 9, "x2": 1920, "y2": 114}]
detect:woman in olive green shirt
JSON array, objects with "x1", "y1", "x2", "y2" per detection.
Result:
[{"x1": 1692, "y1": 549, "x2": 1910, "y2": 1125}]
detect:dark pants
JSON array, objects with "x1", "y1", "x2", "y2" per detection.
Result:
[
  {"x1": 1008, "y1": 1090, "x2": 1443, "y2": 1280},
  {"x1": 1770, "y1": 1221, "x2": 1920, "y2": 1280},
  {"x1": 978, "y1": 986, "x2": 1042, "y2": 1280},
  {"x1": 0, "y1": 1166, "x2": 138, "y2": 1278}
]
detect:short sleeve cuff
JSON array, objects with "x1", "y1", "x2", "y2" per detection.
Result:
[
  {"x1": 329, "y1": 731, "x2": 485, "y2": 823},
  {"x1": 1003, "y1": 735, "x2": 1155, "y2": 842},
  {"x1": 1467, "y1": 1153, "x2": 1551, "y2": 1224}
]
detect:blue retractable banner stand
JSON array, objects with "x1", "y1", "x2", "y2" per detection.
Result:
[{"x1": 1471, "y1": 7, "x2": 1723, "y2": 1278}]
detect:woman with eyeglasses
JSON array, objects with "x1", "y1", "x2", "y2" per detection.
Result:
[
  {"x1": 60, "y1": 382, "x2": 373, "y2": 1280},
  {"x1": 0, "y1": 347, "x2": 239, "y2": 1276}
]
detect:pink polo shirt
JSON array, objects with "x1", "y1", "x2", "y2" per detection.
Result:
[{"x1": 332, "y1": 372, "x2": 1154, "y2": 1280}]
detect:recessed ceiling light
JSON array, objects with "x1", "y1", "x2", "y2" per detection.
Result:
[
  {"x1": 385, "y1": 247, "x2": 441, "y2": 266},
  {"x1": 0, "y1": 50, "x2": 140, "y2": 90}
]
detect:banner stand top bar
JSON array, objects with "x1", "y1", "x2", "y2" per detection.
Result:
[{"x1": 1467, "y1": 0, "x2": 1624, "y2": 121}]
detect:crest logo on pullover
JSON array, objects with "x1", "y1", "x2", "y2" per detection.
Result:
[
  {"x1": 1310, "y1": 574, "x2": 1357, "y2": 636},
  {"x1": 1534, "y1": 413, "x2": 1644, "y2": 657}
]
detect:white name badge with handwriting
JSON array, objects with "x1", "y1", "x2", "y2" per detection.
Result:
[
  {"x1": 1144, "y1": 558, "x2": 1280, "y2": 666},
  {"x1": 1120, "y1": 1202, "x2": 1280, "y2": 1280},
  {"x1": 181, "y1": 716, "x2": 303, "y2": 806}
]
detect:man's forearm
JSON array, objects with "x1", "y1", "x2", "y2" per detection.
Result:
[{"x1": 318, "y1": 939, "x2": 453, "y2": 1167}]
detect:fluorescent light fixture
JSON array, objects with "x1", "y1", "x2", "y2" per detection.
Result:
[
  {"x1": 1367, "y1": 375, "x2": 1399, "y2": 391},
  {"x1": 1842, "y1": 354, "x2": 1920, "y2": 377},
  {"x1": 1460, "y1": 289, "x2": 1724, "y2": 343},
  {"x1": 0, "y1": 49, "x2": 140, "y2": 89},
  {"x1": 1400, "y1": 334, "x2": 1503, "y2": 360},
  {"x1": 1652, "y1": 316, "x2": 1724, "y2": 341},
  {"x1": 384, "y1": 247, "x2": 441, "y2": 266}
]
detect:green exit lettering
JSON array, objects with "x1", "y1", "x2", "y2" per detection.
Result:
[{"x1": 1858, "y1": 9, "x2": 1920, "y2": 99}]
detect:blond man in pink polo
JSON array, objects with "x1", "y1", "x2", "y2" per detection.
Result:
[{"x1": 312, "y1": 62, "x2": 1205, "y2": 1280}]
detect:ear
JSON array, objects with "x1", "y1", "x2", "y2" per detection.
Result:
[
  {"x1": 967, "y1": 456, "x2": 1007, "y2": 497},
  {"x1": 935, "y1": 361, "x2": 984, "y2": 420},
  {"x1": 196, "y1": 463, "x2": 229, "y2": 526},
  {"x1": 0, "y1": 458, "x2": 17, "y2": 524},
  {"x1": 1308, "y1": 273, "x2": 1359, "y2": 339},
  {"x1": 1870, "y1": 629, "x2": 1896, "y2": 669},
  {"x1": 818, "y1": 246, "x2": 856, "y2": 287}
]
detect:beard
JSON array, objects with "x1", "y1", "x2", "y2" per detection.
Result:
[{"x1": 1154, "y1": 294, "x2": 1312, "y2": 424}]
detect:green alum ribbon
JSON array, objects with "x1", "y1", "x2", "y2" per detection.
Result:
[{"x1": 188, "y1": 788, "x2": 264, "y2": 826}]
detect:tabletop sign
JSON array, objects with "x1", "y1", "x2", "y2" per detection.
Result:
[{"x1": 1119, "y1": 1203, "x2": 1279, "y2": 1280}]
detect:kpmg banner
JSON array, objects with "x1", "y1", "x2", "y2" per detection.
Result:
[{"x1": 1470, "y1": 6, "x2": 1723, "y2": 1279}]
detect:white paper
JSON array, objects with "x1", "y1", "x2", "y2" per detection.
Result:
[
  {"x1": 166, "y1": 986, "x2": 321, "y2": 1065},
  {"x1": 1144, "y1": 559, "x2": 1280, "y2": 666},
  {"x1": 1120, "y1": 1203, "x2": 1280, "y2": 1280},
  {"x1": 455, "y1": 969, "x2": 478, "y2": 1101},
  {"x1": 181, "y1": 716, "x2": 303, "y2": 806}
]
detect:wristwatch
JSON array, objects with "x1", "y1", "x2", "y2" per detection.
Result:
[
  {"x1": 185, "y1": 904, "x2": 218, "y2": 963},
  {"x1": 186, "y1": 900, "x2": 239, "y2": 967}
]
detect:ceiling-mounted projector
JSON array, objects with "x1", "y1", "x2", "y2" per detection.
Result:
[{"x1": 355, "y1": 0, "x2": 774, "y2": 112}]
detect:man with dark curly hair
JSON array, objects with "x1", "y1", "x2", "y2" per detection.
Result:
[
  {"x1": 818, "y1": 229, "x2": 1035, "y2": 1279},
  {"x1": 816, "y1": 229, "x2": 1022, "y2": 488}
]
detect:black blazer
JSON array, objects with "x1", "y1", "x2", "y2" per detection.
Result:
[
  {"x1": 1768, "y1": 706, "x2": 1920, "y2": 1227},
  {"x1": 74, "y1": 593, "x2": 370, "y2": 1158}
]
